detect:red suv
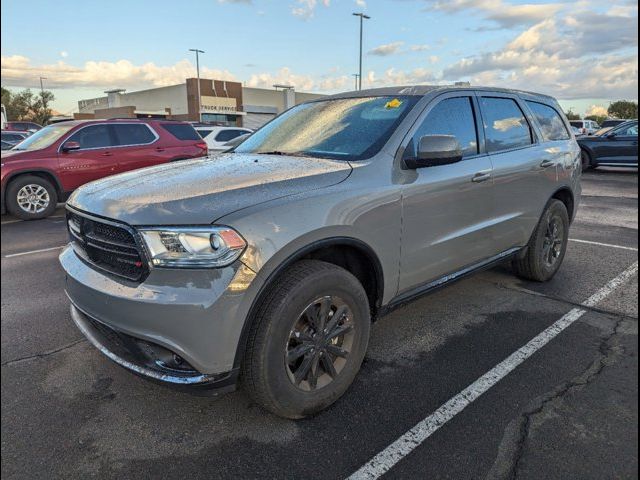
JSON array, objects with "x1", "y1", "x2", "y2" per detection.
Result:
[{"x1": 1, "y1": 119, "x2": 207, "y2": 219}]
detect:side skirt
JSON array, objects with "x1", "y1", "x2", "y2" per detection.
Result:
[{"x1": 380, "y1": 247, "x2": 522, "y2": 316}]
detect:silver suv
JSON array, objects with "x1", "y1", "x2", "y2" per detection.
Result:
[{"x1": 61, "y1": 86, "x2": 581, "y2": 418}]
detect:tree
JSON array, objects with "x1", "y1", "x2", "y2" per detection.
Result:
[
  {"x1": 564, "y1": 109, "x2": 581, "y2": 121},
  {"x1": 0, "y1": 87, "x2": 55, "y2": 125},
  {"x1": 607, "y1": 100, "x2": 638, "y2": 120}
]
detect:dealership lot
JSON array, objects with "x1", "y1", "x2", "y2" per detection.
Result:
[{"x1": 1, "y1": 170, "x2": 637, "y2": 479}]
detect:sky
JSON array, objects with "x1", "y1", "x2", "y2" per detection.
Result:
[{"x1": 1, "y1": 0, "x2": 638, "y2": 117}]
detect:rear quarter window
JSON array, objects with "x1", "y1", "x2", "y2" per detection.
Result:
[
  {"x1": 161, "y1": 123, "x2": 201, "y2": 141},
  {"x1": 525, "y1": 101, "x2": 570, "y2": 141},
  {"x1": 214, "y1": 129, "x2": 250, "y2": 142}
]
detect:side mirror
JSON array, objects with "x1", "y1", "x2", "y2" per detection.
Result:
[
  {"x1": 404, "y1": 135, "x2": 463, "y2": 169},
  {"x1": 606, "y1": 132, "x2": 617, "y2": 139},
  {"x1": 61, "y1": 141, "x2": 81, "y2": 152}
]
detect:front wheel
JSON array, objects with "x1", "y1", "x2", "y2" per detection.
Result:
[
  {"x1": 512, "y1": 199, "x2": 569, "y2": 282},
  {"x1": 6, "y1": 175, "x2": 58, "y2": 220},
  {"x1": 242, "y1": 260, "x2": 371, "y2": 419}
]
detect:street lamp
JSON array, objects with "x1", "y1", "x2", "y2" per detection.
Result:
[
  {"x1": 352, "y1": 74, "x2": 360, "y2": 91},
  {"x1": 352, "y1": 12, "x2": 370, "y2": 90},
  {"x1": 189, "y1": 48, "x2": 205, "y2": 122}
]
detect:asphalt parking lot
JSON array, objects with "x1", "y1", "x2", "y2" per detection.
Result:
[{"x1": 1, "y1": 169, "x2": 638, "y2": 480}]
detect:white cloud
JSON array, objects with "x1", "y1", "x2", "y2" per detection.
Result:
[
  {"x1": 429, "y1": 55, "x2": 440, "y2": 64},
  {"x1": 355, "y1": 0, "x2": 367, "y2": 7},
  {"x1": 292, "y1": 0, "x2": 330, "y2": 19},
  {"x1": 368, "y1": 42, "x2": 405, "y2": 56},
  {"x1": 410, "y1": 44, "x2": 431, "y2": 52},
  {"x1": 440, "y1": 3, "x2": 638, "y2": 101},
  {"x1": 422, "y1": 0, "x2": 563, "y2": 28},
  {"x1": 245, "y1": 67, "x2": 316, "y2": 90},
  {"x1": 0, "y1": 55, "x2": 236, "y2": 89},
  {"x1": 60, "y1": 51, "x2": 68, "y2": 58},
  {"x1": 586, "y1": 105, "x2": 609, "y2": 117}
]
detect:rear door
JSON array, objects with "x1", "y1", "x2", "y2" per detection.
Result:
[
  {"x1": 479, "y1": 95, "x2": 569, "y2": 252},
  {"x1": 398, "y1": 93, "x2": 497, "y2": 292},
  {"x1": 57, "y1": 124, "x2": 119, "y2": 190},
  {"x1": 110, "y1": 123, "x2": 166, "y2": 173}
]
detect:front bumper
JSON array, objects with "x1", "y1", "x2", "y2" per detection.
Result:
[
  {"x1": 69, "y1": 302, "x2": 237, "y2": 392},
  {"x1": 60, "y1": 245, "x2": 259, "y2": 384}
]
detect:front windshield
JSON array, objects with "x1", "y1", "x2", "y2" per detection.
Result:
[
  {"x1": 12, "y1": 124, "x2": 75, "y2": 151},
  {"x1": 235, "y1": 96, "x2": 419, "y2": 161}
]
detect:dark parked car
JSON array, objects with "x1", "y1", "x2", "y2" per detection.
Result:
[
  {"x1": 601, "y1": 119, "x2": 630, "y2": 129},
  {"x1": 578, "y1": 120, "x2": 638, "y2": 170},
  {"x1": 1, "y1": 119, "x2": 208, "y2": 219}
]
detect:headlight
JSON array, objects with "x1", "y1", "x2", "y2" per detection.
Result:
[{"x1": 139, "y1": 226, "x2": 246, "y2": 268}]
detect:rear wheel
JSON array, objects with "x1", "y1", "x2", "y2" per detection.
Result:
[
  {"x1": 242, "y1": 260, "x2": 370, "y2": 419},
  {"x1": 6, "y1": 175, "x2": 58, "y2": 220},
  {"x1": 513, "y1": 199, "x2": 569, "y2": 282}
]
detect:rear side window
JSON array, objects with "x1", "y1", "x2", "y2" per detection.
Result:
[
  {"x1": 526, "y1": 101, "x2": 570, "y2": 141},
  {"x1": 67, "y1": 124, "x2": 114, "y2": 149},
  {"x1": 617, "y1": 123, "x2": 638, "y2": 136},
  {"x1": 410, "y1": 97, "x2": 479, "y2": 157},
  {"x1": 214, "y1": 129, "x2": 249, "y2": 143},
  {"x1": 480, "y1": 97, "x2": 533, "y2": 153},
  {"x1": 161, "y1": 123, "x2": 201, "y2": 141},
  {"x1": 196, "y1": 129, "x2": 214, "y2": 139},
  {"x1": 2, "y1": 133, "x2": 23, "y2": 142},
  {"x1": 112, "y1": 124, "x2": 156, "y2": 146},
  {"x1": 570, "y1": 121, "x2": 584, "y2": 128}
]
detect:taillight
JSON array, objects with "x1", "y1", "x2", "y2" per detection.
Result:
[{"x1": 196, "y1": 141, "x2": 207, "y2": 152}]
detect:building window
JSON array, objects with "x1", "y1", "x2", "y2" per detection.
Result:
[{"x1": 201, "y1": 113, "x2": 238, "y2": 126}]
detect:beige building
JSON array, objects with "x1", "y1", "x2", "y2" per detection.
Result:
[{"x1": 77, "y1": 78, "x2": 324, "y2": 129}]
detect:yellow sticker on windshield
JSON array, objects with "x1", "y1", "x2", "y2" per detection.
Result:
[{"x1": 385, "y1": 98, "x2": 403, "y2": 109}]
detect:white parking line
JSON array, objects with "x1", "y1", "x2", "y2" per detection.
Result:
[
  {"x1": 570, "y1": 238, "x2": 638, "y2": 252},
  {"x1": 0, "y1": 219, "x2": 23, "y2": 225},
  {"x1": 3, "y1": 245, "x2": 66, "y2": 258},
  {"x1": 347, "y1": 261, "x2": 639, "y2": 480}
]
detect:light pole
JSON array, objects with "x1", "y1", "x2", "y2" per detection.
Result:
[
  {"x1": 352, "y1": 12, "x2": 370, "y2": 90},
  {"x1": 189, "y1": 48, "x2": 205, "y2": 122},
  {"x1": 39, "y1": 77, "x2": 48, "y2": 122},
  {"x1": 352, "y1": 74, "x2": 360, "y2": 91},
  {"x1": 39, "y1": 76, "x2": 47, "y2": 105}
]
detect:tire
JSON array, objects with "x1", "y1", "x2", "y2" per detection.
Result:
[
  {"x1": 242, "y1": 260, "x2": 371, "y2": 419},
  {"x1": 581, "y1": 149, "x2": 593, "y2": 172},
  {"x1": 512, "y1": 199, "x2": 569, "y2": 282},
  {"x1": 6, "y1": 175, "x2": 58, "y2": 220}
]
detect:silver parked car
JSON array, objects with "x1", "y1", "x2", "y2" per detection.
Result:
[{"x1": 61, "y1": 86, "x2": 581, "y2": 418}]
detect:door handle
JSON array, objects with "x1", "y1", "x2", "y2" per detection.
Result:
[
  {"x1": 472, "y1": 171, "x2": 492, "y2": 183},
  {"x1": 156, "y1": 147, "x2": 165, "y2": 152},
  {"x1": 540, "y1": 159, "x2": 555, "y2": 168}
]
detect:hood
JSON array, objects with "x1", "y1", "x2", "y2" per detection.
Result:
[{"x1": 68, "y1": 153, "x2": 352, "y2": 225}]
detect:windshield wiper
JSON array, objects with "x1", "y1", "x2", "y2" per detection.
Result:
[
  {"x1": 256, "y1": 150, "x2": 292, "y2": 155},
  {"x1": 255, "y1": 150, "x2": 314, "y2": 158}
]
